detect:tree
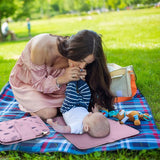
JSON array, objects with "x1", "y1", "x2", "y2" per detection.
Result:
[
  {"x1": 0, "y1": 0, "x2": 17, "y2": 41},
  {"x1": 13, "y1": 0, "x2": 34, "y2": 20},
  {"x1": 107, "y1": 0, "x2": 121, "y2": 10},
  {"x1": 141, "y1": 0, "x2": 159, "y2": 4}
]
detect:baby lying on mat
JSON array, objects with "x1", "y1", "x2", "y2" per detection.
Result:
[{"x1": 47, "y1": 79, "x2": 110, "y2": 138}]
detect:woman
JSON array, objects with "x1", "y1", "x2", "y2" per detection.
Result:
[{"x1": 9, "y1": 30, "x2": 114, "y2": 120}]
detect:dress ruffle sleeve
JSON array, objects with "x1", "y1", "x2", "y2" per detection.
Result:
[{"x1": 30, "y1": 65, "x2": 66, "y2": 94}]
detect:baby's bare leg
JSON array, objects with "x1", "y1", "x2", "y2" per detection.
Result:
[
  {"x1": 46, "y1": 119, "x2": 71, "y2": 133},
  {"x1": 30, "y1": 108, "x2": 57, "y2": 120}
]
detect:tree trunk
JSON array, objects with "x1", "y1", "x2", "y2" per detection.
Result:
[{"x1": 0, "y1": 18, "x2": 3, "y2": 41}]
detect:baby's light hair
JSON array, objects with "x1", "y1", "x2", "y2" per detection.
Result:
[{"x1": 88, "y1": 114, "x2": 110, "y2": 138}]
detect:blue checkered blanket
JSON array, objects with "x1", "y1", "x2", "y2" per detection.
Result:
[{"x1": 0, "y1": 82, "x2": 160, "y2": 154}]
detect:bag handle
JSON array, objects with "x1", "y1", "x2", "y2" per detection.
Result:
[{"x1": 110, "y1": 68, "x2": 127, "y2": 78}]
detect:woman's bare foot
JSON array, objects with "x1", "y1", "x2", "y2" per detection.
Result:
[{"x1": 30, "y1": 112, "x2": 37, "y2": 116}]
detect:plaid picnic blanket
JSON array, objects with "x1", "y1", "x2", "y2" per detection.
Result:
[{"x1": 0, "y1": 82, "x2": 160, "y2": 154}]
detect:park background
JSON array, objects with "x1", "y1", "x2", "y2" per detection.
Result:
[
  {"x1": 0, "y1": 0, "x2": 160, "y2": 159},
  {"x1": 0, "y1": 0, "x2": 160, "y2": 36}
]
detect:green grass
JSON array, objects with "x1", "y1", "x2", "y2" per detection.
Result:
[
  {"x1": 0, "y1": 8, "x2": 160, "y2": 159},
  {"x1": 0, "y1": 149, "x2": 160, "y2": 160}
]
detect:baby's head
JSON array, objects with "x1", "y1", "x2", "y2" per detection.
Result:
[{"x1": 83, "y1": 112, "x2": 110, "y2": 138}]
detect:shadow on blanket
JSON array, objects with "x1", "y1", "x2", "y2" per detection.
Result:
[{"x1": 0, "y1": 82, "x2": 160, "y2": 154}]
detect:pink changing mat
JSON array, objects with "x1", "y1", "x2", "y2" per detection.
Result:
[{"x1": 53, "y1": 117, "x2": 139, "y2": 149}]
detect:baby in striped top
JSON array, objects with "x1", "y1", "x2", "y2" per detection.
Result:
[{"x1": 47, "y1": 79, "x2": 110, "y2": 138}]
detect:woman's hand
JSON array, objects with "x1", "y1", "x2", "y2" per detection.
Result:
[
  {"x1": 79, "y1": 68, "x2": 87, "y2": 81},
  {"x1": 57, "y1": 67, "x2": 87, "y2": 85},
  {"x1": 92, "y1": 105, "x2": 99, "y2": 113},
  {"x1": 92, "y1": 104, "x2": 101, "y2": 113}
]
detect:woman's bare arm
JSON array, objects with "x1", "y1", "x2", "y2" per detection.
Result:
[{"x1": 31, "y1": 35, "x2": 53, "y2": 65}]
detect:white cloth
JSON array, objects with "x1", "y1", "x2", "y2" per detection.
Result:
[
  {"x1": 63, "y1": 107, "x2": 89, "y2": 134},
  {"x1": 1, "y1": 22, "x2": 9, "y2": 35}
]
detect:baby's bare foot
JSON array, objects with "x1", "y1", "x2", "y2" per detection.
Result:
[{"x1": 46, "y1": 119, "x2": 53, "y2": 125}]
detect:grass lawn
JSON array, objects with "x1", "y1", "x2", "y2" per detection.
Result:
[{"x1": 0, "y1": 8, "x2": 160, "y2": 159}]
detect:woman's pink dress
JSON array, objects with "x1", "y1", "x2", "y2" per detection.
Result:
[{"x1": 9, "y1": 36, "x2": 66, "y2": 112}]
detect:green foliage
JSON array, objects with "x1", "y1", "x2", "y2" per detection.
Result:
[
  {"x1": 107, "y1": 0, "x2": 121, "y2": 10},
  {"x1": 0, "y1": 0, "x2": 17, "y2": 40},
  {"x1": 0, "y1": 7, "x2": 160, "y2": 159},
  {"x1": 13, "y1": 0, "x2": 34, "y2": 20},
  {"x1": 0, "y1": 0, "x2": 16, "y2": 18},
  {"x1": 1, "y1": 0, "x2": 159, "y2": 21}
]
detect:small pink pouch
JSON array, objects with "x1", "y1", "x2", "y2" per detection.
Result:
[{"x1": 0, "y1": 116, "x2": 50, "y2": 145}]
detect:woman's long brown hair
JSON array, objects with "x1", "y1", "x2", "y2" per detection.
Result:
[{"x1": 57, "y1": 30, "x2": 115, "y2": 111}]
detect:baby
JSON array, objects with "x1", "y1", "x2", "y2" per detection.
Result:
[{"x1": 47, "y1": 79, "x2": 110, "y2": 138}]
